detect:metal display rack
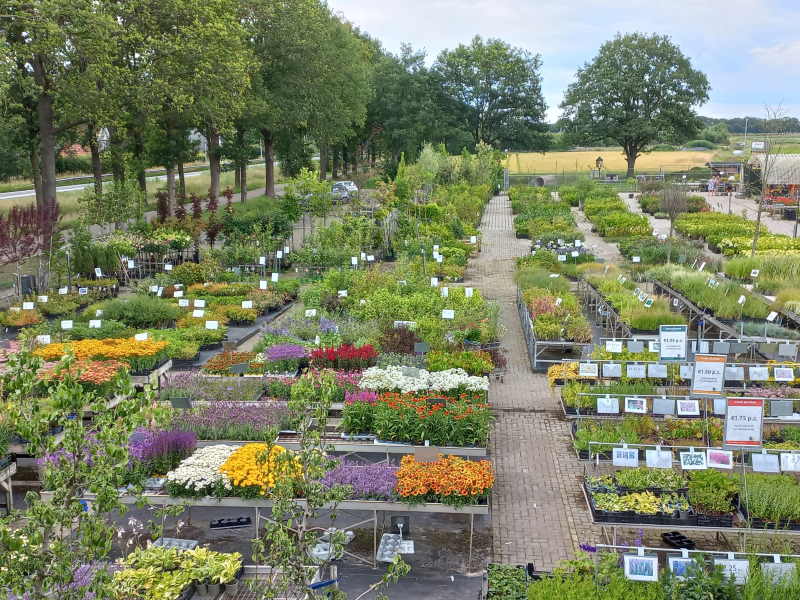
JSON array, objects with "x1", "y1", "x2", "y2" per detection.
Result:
[
  {"x1": 578, "y1": 280, "x2": 632, "y2": 338},
  {"x1": 195, "y1": 438, "x2": 488, "y2": 458},
  {"x1": 517, "y1": 288, "x2": 592, "y2": 370}
]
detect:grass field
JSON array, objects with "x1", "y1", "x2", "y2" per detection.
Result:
[{"x1": 505, "y1": 150, "x2": 716, "y2": 174}]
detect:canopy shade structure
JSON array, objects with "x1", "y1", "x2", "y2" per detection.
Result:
[{"x1": 749, "y1": 154, "x2": 800, "y2": 185}]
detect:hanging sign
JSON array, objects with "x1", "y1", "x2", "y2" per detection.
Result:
[
  {"x1": 605, "y1": 340, "x2": 623, "y2": 353},
  {"x1": 578, "y1": 362, "x2": 598, "y2": 378},
  {"x1": 21, "y1": 302, "x2": 34, "y2": 310},
  {"x1": 724, "y1": 398, "x2": 764, "y2": 448},
  {"x1": 194, "y1": 299, "x2": 206, "y2": 308},
  {"x1": 612, "y1": 446, "x2": 639, "y2": 467},
  {"x1": 691, "y1": 354, "x2": 726, "y2": 396}
]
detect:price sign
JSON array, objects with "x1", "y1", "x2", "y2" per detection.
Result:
[
  {"x1": 632, "y1": 256, "x2": 641, "y2": 263},
  {"x1": 351, "y1": 256, "x2": 358, "y2": 266},
  {"x1": 360, "y1": 252, "x2": 366, "y2": 261},
  {"x1": 36, "y1": 334, "x2": 51, "y2": 345},
  {"x1": 612, "y1": 447, "x2": 639, "y2": 467},
  {"x1": 430, "y1": 277, "x2": 439, "y2": 287},
  {"x1": 260, "y1": 280, "x2": 268, "y2": 290},
  {"x1": 305, "y1": 309, "x2": 318, "y2": 317},
  {"x1": 134, "y1": 332, "x2": 148, "y2": 341},
  {"x1": 691, "y1": 354, "x2": 726, "y2": 396},
  {"x1": 149, "y1": 285, "x2": 159, "y2": 293},
  {"x1": 271, "y1": 273, "x2": 279, "y2": 282},
  {"x1": 89, "y1": 320, "x2": 102, "y2": 329},
  {"x1": 38, "y1": 295, "x2": 48, "y2": 303},
  {"x1": 242, "y1": 300, "x2": 253, "y2": 309},
  {"x1": 441, "y1": 287, "x2": 448, "y2": 298},
  {"x1": 205, "y1": 320, "x2": 219, "y2": 330},
  {"x1": 433, "y1": 245, "x2": 439, "y2": 252},
  {"x1": 767, "y1": 311, "x2": 779, "y2": 322},
  {"x1": 192, "y1": 309, "x2": 204, "y2": 318},
  {"x1": 470, "y1": 235, "x2": 477, "y2": 243},
  {"x1": 659, "y1": 325, "x2": 687, "y2": 361},
  {"x1": 194, "y1": 299, "x2": 206, "y2": 308},
  {"x1": 284, "y1": 246, "x2": 290, "y2": 254},
  {"x1": 259, "y1": 256, "x2": 266, "y2": 265},
  {"x1": 605, "y1": 340, "x2": 623, "y2": 353},
  {"x1": 59, "y1": 287, "x2": 68, "y2": 295},
  {"x1": 78, "y1": 287, "x2": 88, "y2": 296},
  {"x1": 579, "y1": 362, "x2": 599, "y2": 377},
  {"x1": 557, "y1": 254, "x2": 567, "y2": 262},
  {"x1": 435, "y1": 255, "x2": 443, "y2": 263},
  {"x1": 367, "y1": 255, "x2": 375, "y2": 262},
  {"x1": 441, "y1": 309, "x2": 455, "y2": 320},
  {"x1": 164, "y1": 263, "x2": 173, "y2": 271},
  {"x1": 276, "y1": 251, "x2": 283, "y2": 259},
  {"x1": 174, "y1": 291, "x2": 183, "y2": 298},
  {"x1": 61, "y1": 320, "x2": 73, "y2": 330},
  {"x1": 465, "y1": 287, "x2": 474, "y2": 298},
  {"x1": 725, "y1": 398, "x2": 764, "y2": 448},
  {"x1": 179, "y1": 299, "x2": 189, "y2": 307},
  {"x1": 22, "y1": 302, "x2": 34, "y2": 310},
  {"x1": 571, "y1": 251, "x2": 579, "y2": 258},
  {"x1": 127, "y1": 260, "x2": 135, "y2": 269}
]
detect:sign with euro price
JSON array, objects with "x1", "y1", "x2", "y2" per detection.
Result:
[
  {"x1": 691, "y1": 354, "x2": 726, "y2": 396},
  {"x1": 724, "y1": 397, "x2": 763, "y2": 448},
  {"x1": 659, "y1": 325, "x2": 687, "y2": 361}
]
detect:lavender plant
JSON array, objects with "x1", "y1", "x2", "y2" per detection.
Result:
[{"x1": 171, "y1": 401, "x2": 290, "y2": 440}]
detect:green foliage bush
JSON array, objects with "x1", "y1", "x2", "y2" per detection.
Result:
[{"x1": 99, "y1": 295, "x2": 182, "y2": 328}]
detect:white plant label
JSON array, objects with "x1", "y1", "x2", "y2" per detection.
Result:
[
  {"x1": 433, "y1": 245, "x2": 439, "y2": 252},
  {"x1": 22, "y1": 302, "x2": 34, "y2": 310},
  {"x1": 351, "y1": 256, "x2": 358, "y2": 266},
  {"x1": 430, "y1": 277, "x2": 439, "y2": 287},
  {"x1": 738, "y1": 295, "x2": 746, "y2": 305},
  {"x1": 194, "y1": 299, "x2": 206, "y2": 308},
  {"x1": 465, "y1": 287, "x2": 474, "y2": 298},
  {"x1": 192, "y1": 309, "x2": 204, "y2": 318},
  {"x1": 242, "y1": 301, "x2": 253, "y2": 309},
  {"x1": 78, "y1": 288, "x2": 88, "y2": 296},
  {"x1": 61, "y1": 320, "x2": 73, "y2": 330},
  {"x1": 134, "y1": 332, "x2": 148, "y2": 341},
  {"x1": 149, "y1": 285, "x2": 159, "y2": 293},
  {"x1": 767, "y1": 311, "x2": 779, "y2": 322},
  {"x1": 605, "y1": 340, "x2": 623, "y2": 353},
  {"x1": 127, "y1": 260, "x2": 135, "y2": 269},
  {"x1": 781, "y1": 453, "x2": 800, "y2": 472},
  {"x1": 260, "y1": 280, "x2": 268, "y2": 290},
  {"x1": 174, "y1": 291, "x2": 183, "y2": 298},
  {"x1": 59, "y1": 287, "x2": 68, "y2": 295},
  {"x1": 441, "y1": 287, "x2": 449, "y2": 298},
  {"x1": 632, "y1": 256, "x2": 641, "y2": 263},
  {"x1": 305, "y1": 309, "x2": 318, "y2": 317},
  {"x1": 94, "y1": 268, "x2": 103, "y2": 277},
  {"x1": 470, "y1": 236, "x2": 477, "y2": 243},
  {"x1": 612, "y1": 447, "x2": 639, "y2": 467},
  {"x1": 271, "y1": 273, "x2": 279, "y2": 282},
  {"x1": 367, "y1": 255, "x2": 375, "y2": 262},
  {"x1": 156, "y1": 287, "x2": 163, "y2": 297},
  {"x1": 338, "y1": 290, "x2": 348, "y2": 297},
  {"x1": 360, "y1": 252, "x2": 366, "y2": 261},
  {"x1": 164, "y1": 263, "x2": 173, "y2": 271},
  {"x1": 579, "y1": 362, "x2": 599, "y2": 377},
  {"x1": 38, "y1": 295, "x2": 48, "y2": 303},
  {"x1": 205, "y1": 320, "x2": 219, "y2": 330},
  {"x1": 597, "y1": 396, "x2": 619, "y2": 414},
  {"x1": 259, "y1": 256, "x2": 266, "y2": 265},
  {"x1": 436, "y1": 255, "x2": 443, "y2": 263},
  {"x1": 441, "y1": 309, "x2": 455, "y2": 320},
  {"x1": 646, "y1": 449, "x2": 673, "y2": 469},
  {"x1": 36, "y1": 335, "x2": 51, "y2": 345},
  {"x1": 179, "y1": 299, "x2": 189, "y2": 307},
  {"x1": 751, "y1": 269, "x2": 760, "y2": 278},
  {"x1": 89, "y1": 320, "x2": 102, "y2": 329},
  {"x1": 571, "y1": 251, "x2": 579, "y2": 258},
  {"x1": 284, "y1": 246, "x2": 290, "y2": 254},
  {"x1": 276, "y1": 251, "x2": 283, "y2": 259},
  {"x1": 775, "y1": 367, "x2": 795, "y2": 382},
  {"x1": 558, "y1": 254, "x2": 567, "y2": 262}
]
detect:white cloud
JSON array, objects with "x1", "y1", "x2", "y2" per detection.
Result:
[{"x1": 751, "y1": 40, "x2": 800, "y2": 70}]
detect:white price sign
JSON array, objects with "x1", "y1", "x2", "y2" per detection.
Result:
[
  {"x1": 242, "y1": 300, "x2": 253, "y2": 309},
  {"x1": 164, "y1": 263, "x2": 173, "y2": 271},
  {"x1": 338, "y1": 290, "x2": 348, "y2": 298},
  {"x1": 271, "y1": 273, "x2": 279, "y2": 282},
  {"x1": 194, "y1": 299, "x2": 206, "y2": 308},
  {"x1": 305, "y1": 309, "x2": 318, "y2": 317},
  {"x1": 36, "y1": 335, "x2": 51, "y2": 345},
  {"x1": 89, "y1": 320, "x2": 102, "y2": 329},
  {"x1": 441, "y1": 309, "x2": 455, "y2": 320},
  {"x1": 192, "y1": 309, "x2": 205, "y2": 318},
  {"x1": 276, "y1": 251, "x2": 283, "y2": 259},
  {"x1": 659, "y1": 325, "x2": 687, "y2": 361},
  {"x1": 259, "y1": 256, "x2": 266, "y2": 265},
  {"x1": 465, "y1": 287, "x2": 474, "y2": 298},
  {"x1": 260, "y1": 280, "x2": 268, "y2": 290},
  {"x1": 724, "y1": 398, "x2": 764, "y2": 448},
  {"x1": 174, "y1": 291, "x2": 183, "y2": 298},
  {"x1": 94, "y1": 268, "x2": 102, "y2": 277},
  {"x1": 134, "y1": 332, "x2": 148, "y2": 341},
  {"x1": 205, "y1": 320, "x2": 219, "y2": 330},
  {"x1": 22, "y1": 302, "x2": 34, "y2": 310},
  {"x1": 61, "y1": 320, "x2": 73, "y2": 330},
  {"x1": 578, "y1": 362, "x2": 598, "y2": 378},
  {"x1": 430, "y1": 277, "x2": 439, "y2": 287},
  {"x1": 691, "y1": 354, "x2": 726, "y2": 396},
  {"x1": 38, "y1": 295, "x2": 48, "y2": 303},
  {"x1": 179, "y1": 299, "x2": 189, "y2": 307}
]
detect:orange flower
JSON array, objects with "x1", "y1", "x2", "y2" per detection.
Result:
[{"x1": 395, "y1": 455, "x2": 494, "y2": 500}]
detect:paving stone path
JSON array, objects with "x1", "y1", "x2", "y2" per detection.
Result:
[{"x1": 466, "y1": 195, "x2": 596, "y2": 572}]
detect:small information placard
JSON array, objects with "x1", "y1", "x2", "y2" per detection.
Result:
[
  {"x1": 134, "y1": 332, "x2": 148, "y2": 341},
  {"x1": 205, "y1": 320, "x2": 219, "y2": 330},
  {"x1": 61, "y1": 320, "x2": 73, "y2": 330}
]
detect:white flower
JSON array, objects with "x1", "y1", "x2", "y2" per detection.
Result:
[
  {"x1": 166, "y1": 444, "x2": 237, "y2": 492},
  {"x1": 358, "y1": 366, "x2": 488, "y2": 393}
]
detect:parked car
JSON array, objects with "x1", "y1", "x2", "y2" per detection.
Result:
[
  {"x1": 340, "y1": 181, "x2": 358, "y2": 194},
  {"x1": 332, "y1": 182, "x2": 350, "y2": 203}
]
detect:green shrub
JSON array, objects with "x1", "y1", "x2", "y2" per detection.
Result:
[
  {"x1": 684, "y1": 139, "x2": 716, "y2": 149},
  {"x1": 99, "y1": 295, "x2": 182, "y2": 328}
]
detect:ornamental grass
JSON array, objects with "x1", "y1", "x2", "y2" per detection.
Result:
[
  {"x1": 219, "y1": 443, "x2": 301, "y2": 496},
  {"x1": 395, "y1": 455, "x2": 494, "y2": 507}
]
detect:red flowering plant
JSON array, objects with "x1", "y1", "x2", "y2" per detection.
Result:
[
  {"x1": 309, "y1": 344, "x2": 378, "y2": 370},
  {"x1": 341, "y1": 391, "x2": 491, "y2": 447},
  {"x1": 38, "y1": 359, "x2": 129, "y2": 396}
]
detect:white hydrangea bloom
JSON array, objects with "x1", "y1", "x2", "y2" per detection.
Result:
[{"x1": 358, "y1": 366, "x2": 488, "y2": 393}]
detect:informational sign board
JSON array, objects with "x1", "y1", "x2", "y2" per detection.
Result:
[
  {"x1": 660, "y1": 325, "x2": 688, "y2": 360},
  {"x1": 724, "y1": 397, "x2": 764, "y2": 448},
  {"x1": 691, "y1": 354, "x2": 726, "y2": 396}
]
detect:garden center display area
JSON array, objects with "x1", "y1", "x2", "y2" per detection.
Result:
[{"x1": 9, "y1": 149, "x2": 800, "y2": 598}]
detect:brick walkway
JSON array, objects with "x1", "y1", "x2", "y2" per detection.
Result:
[{"x1": 466, "y1": 195, "x2": 596, "y2": 572}]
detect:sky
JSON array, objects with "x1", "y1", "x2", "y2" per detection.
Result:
[{"x1": 328, "y1": 0, "x2": 800, "y2": 122}]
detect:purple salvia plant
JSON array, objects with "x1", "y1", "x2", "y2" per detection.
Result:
[
  {"x1": 171, "y1": 401, "x2": 289, "y2": 440},
  {"x1": 321, "y1": 459, "x2": 398, "y2": 500}
]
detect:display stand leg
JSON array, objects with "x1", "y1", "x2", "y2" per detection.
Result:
[
  {"x1": 373, "y1": 510, "x2": 378, "y2": 568},
  {"x1": 468, "y1": 513, "x2": 475, "y2": 573}
]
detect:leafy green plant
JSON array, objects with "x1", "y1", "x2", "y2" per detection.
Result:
[
  {"x1": 99, "y1": 295, "x2": 182, "y2": 328},
  {"x1": 487, "y1": 563, "x2": 527, "y2": 599},
  {"x1": 687, "y1": 469, "x2": 737, "y2": 514}
]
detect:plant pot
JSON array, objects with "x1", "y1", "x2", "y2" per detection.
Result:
[
  {"x1": 207, "y1": 583, "x2": 222, "y2": 596},
  {"x1": 223, "y1": 581, "x2": 239, "y2": 598}
]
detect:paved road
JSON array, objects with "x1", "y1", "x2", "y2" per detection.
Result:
[{"x1": 0, "y1": 163, "x2": 266, "y2": 201}]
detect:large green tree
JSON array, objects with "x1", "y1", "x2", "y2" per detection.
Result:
[
  {"x1": 559, "y1": 33, "x2": 710, "y2": 178},
  {"x1": 433, "y1": 35, "x2": 549, "y2": 151}
]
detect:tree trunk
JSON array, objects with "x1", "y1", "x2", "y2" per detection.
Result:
[
  {"x1": 88, "y1": 125, "x2": 103, "y2": 196},
  {"x1": 342, "y1": 147, "x2": 349, "y2": 175},
  {"x1": 318, "y1": 142, "x2": 328, "y2": 181},
  {"x1": 240, "y1": 164, "x2": 247, "y2": 204},
  {"x1": 208, "y1": 127, "x2": 221, "y2": 200},
  {"x1": 132, "y1": 127, "x2": 147, "y2": 192},
  {"x1": 37, "y1": 93, "x2": 57, "y2": 211},
  {"x1": 30, "y1": 148, "x2": 43, "y2": 207},
  {"x1": 625, "y1": 151, "x2": 636, "y2": 179},
  {"x1": 332, "y1": 149, "x2": 340, "y2": 179},
  {"x1": 352, "y1": 144, "x2": 360, "y2": 175},
  {"x1": 262, "y1": 129, "x2": 275, "y2": 197},
  {"x1": 178, "y1": 161, "x2": 186, "y2": 198},
  {"x1": 166, "y1": 166, "x2": 176, "y2": 212},
  {"x1": 235, "y1": 166, "x2": 241, "y2": 190}
]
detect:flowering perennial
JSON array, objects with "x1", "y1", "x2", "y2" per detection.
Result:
[
  {"x1": 359, "y1": 366, "x2": 489, "y2": 393},
  {"x1": 395, "y1": 455, "x2": 494, "y2": 506},
  {"x1": 321, "y1": 459, "x2": 397, "y2": 500},
  {"x1": 33, "y1": 338, "x2": 167, "y2": 362},
  {"x1": 310, "y1": 344, "x2": 378, "y2": 370},
  {"x1": 219, "y1": 443, "x2": 301, "y2": 495},
  {"x1": 165, "y1": 444, "x2": 236, "y2": 495}
]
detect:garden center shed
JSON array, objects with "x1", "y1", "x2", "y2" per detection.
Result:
[{"x1": 748, "y1": 154, "x2": 800, "y2": 201}]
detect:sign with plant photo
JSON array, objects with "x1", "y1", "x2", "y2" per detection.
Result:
[
  {"x1": 623, "y1": 554, "x2": 658, "y2": 582},
  {"x1": 679, "y1": 450, "x2": 707, "y2": 470}
]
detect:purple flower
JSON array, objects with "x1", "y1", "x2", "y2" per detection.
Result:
[
  {"x1": 579, "y1": 543, "x2": 597, "y2": 553},
  {"x1": 345, "y1": 390, "x2": 378, "y2": 405},
  {"x1": 38, "y1": 433, "x2": 101, "y2": 468},
  {"x1": 319, "y1": 317, "x2": 338, "y2": 333},
  {"x1": 171, "y1": 401, "x2": 289, "y2": 440},
  {"x1": 265, "y1": 344, "x2": 307, "y2": 362},
  {"x1": 129, "y1": 428, "x2": 196, "y2": 463},
  {"x1": 321, "y1": 459, "x2": 397, "y2": 500}
]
